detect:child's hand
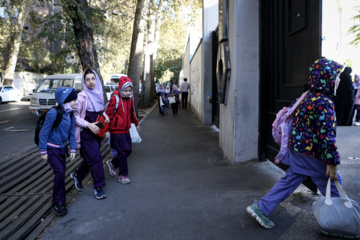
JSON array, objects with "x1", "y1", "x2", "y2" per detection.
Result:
[
  {"x1": 104, "y1": 132, "x2": 110, "y2": 139},
  {"x1": 104, "y1": 115, "x2": 110, "y2": 123},
  {"x1": 87, "y1": 122, "x2": 100, "y2": 134},
  {"x1": 326, "y1": 164, "x2": 337, "y2": 180},
  {"x1": 136, "y1": 126, "x2": 140, "y2": 132},
  {"x1": 70, "y1": 153, "x2": 76, "y2": 161},
  {"x1": 41, "y1": 154, "x2": 48, "y2": 162}
]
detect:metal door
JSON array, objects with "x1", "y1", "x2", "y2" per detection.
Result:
[{"x1": 259, "y1": 0, "x2": 322, "y2": 192}]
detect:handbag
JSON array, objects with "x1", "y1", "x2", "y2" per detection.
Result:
[
  {"x1": 95, "y1": 114, "x2": 109, "y2": 138},
  {"x1": 312, "y1": 178, "x2": 360, "y2": 238},
  {"x1": 129, "y1": 123, "x2": 142, "y2": 143}
]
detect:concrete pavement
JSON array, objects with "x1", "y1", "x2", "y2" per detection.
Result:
[{"x1": 39, "y1": 105, "x2": 360, "y2": 240}]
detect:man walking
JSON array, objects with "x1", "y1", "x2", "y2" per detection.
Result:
[{"x1": 180, "y1": 78, "x2": 190, "y2": 109}]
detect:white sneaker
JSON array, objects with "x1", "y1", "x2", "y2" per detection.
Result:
[
  {"x1": 118, "y1": 175, "x2": 131, "y2": 184},
  {"x1": 106, "y1": 160, "x2": 117, "y2": 177},
  {"x1": 355, "y1": 122, "x2": 360, "y2": 126}
]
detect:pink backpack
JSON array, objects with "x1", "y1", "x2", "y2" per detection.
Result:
[{"x1": 272, "y1": 91, "x2": 309, "y2": 164}]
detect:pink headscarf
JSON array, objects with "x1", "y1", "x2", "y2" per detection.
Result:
[
  {"x1": 354, "y1": 74, "x2": 360, "y2": 89},
  {"x1": 82, "y1": 69, "x2": 104, "y2": 112}
]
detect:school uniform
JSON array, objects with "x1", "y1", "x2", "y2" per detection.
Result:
[
  {"x1": 73, "y1": 70, "x2": 106, "y2": 192},
  {"x1": 39, "y1": 87, "x2": 77, "y2": 206},
  {"x1": 105, "y1": 77, "x2": 139, "y2": 178},
  {"x1": 256, "y1": 58, "x2": 344, "y2": 218}
]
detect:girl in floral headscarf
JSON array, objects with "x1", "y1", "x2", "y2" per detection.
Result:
[
  {"x1": 353, "y1": 74, "x2": 360, "y2": 125},
  {"x1": 247, "y1": 58, "x2": 343, "y2": 230}
]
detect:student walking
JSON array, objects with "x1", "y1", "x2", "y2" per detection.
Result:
[
  {"x1": 180, "y1": 78, "x2": 190, "y2": 109},
  {"x1": 247, "y1": 58, "x2": 343, "y2": 229},
  {"x1": 70, "y1": 69, "x2": 107, "y2": 200},
  {"x1": 352, "y1": 74, "x2": 360, "y2": 125},
  {"x1": 105, "y1": 76, "x2": 140, "y2": 184},
  {"x1": 169, "y1": 84, "x2": 180, "y2": 116},
  {"x1": 39, "y1": 87, "x2": 77, "y2": 216}
]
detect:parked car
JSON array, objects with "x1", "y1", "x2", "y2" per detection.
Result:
[
  {"x1": 29, "y1": 74, "x2": 83, "y2": 116},
  {"x1": 105, "y1": 84, "x2": 115, "y2": 100},
  {"x1": 0, "y1": 85, "x2": 21, "y2": 104}
]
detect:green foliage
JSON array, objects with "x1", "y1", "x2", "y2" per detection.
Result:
[
  {"x1": 0, "y1": 0, "x2": 201, "y2": 83},
  {"x1": 154, "y1": 0, "x2": 201, "y2": 84},
  {"x1": 349, "y1": 6, "x2": 360, "y2": 46}
]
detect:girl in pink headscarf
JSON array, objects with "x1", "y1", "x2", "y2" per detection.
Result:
[
  {"x1": 70, "y1": 69, "x2": 107, "y2": 200},
  {"x1": 353, "y1": 74, "x2": 360, "y2": 125}
]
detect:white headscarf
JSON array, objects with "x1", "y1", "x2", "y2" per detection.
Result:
[{"x1": 82, "y1": 69, "x2": 104, "y2": 112}]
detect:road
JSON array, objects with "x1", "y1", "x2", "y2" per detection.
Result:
[{"x1": 0, "y1": 101, "x2": 38, "y2": 161}]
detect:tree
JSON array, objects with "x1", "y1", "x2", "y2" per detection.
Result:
[
  {"x1": 154, "y1": 0, "x2": 202, "y2": 84},
  {"x1": 127, "y1": 0, "x2": 146, "y2": 112},
  {"x1": 62, "y1": 0, "x2": 107, "y2": 101},
  {"x1": 141, "y1": 0, "x2": 164, "y2": 107},
  {"x1": 3, "y1": 0, "x2": 34, "y2": 85}
]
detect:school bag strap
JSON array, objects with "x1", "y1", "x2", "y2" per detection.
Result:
[{"x1": 34, "y1": 105, "x2": 64, "y2": 146}]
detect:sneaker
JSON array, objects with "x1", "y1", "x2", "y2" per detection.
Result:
[
  {"x1": 106, "y1": 159, "x2": 117, "y2": 177},
  {"x1": 355, "y1": 122, "x2": 360, "y2": 126},
  {"x1": 53, "y1": 202, "x2": 68, "y2": 216},
  {"x1": 246, "y1": 200, "x2": 275, "y2": 229},
  {"x1": 118, "y1": 175, "x2": 131, "y2": 184},
  {"x1": 53, "y1": 200, "x2": 67, "y2": 208},
  {"x1": 94, "y1": 187, "x2": 107, "y2": 200},
  {"x1": 70, "y1": 172, "x2": 83, "y2": 191}
]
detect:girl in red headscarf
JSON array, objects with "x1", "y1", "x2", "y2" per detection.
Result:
[{"x1": 104, "y1": 76, "x2": 140, "y2": 184}]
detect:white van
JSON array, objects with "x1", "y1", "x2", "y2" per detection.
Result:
[{"x1": 29, "y1": 73, "x2": 83, "y2": 116}]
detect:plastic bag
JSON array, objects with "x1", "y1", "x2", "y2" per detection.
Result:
[{"x1": 130, "y1": 123, "x2": 142, "y2": 143}]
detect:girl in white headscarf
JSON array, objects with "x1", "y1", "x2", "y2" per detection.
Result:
[{"x1": 70, "y1": 69, "x2": 107, "y2": 200}]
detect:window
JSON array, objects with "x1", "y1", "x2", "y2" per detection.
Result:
[{"x1": 4, "y1": 87, "x2": 13, "y2": 92}]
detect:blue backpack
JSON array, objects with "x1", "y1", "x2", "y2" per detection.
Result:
[{"x1": 34, "y1": 106, "x2": 63, "y2": 146}]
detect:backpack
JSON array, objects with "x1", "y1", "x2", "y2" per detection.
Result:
[
  {"x1": 271, "y1": 91, "x2": 309, "y2": 164},
  {"x1": 34, "y1": 105, "x2": 63, "y2": 146}
]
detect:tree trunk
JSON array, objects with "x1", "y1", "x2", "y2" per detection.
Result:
[
  {"x1": 62, "y1": 0, "x2": 107, "y2": 102},
  {"x1": 127, "y1": 0, "x2": 146, "y2": 113},
  {"x1": 143, "y1": 9, "x2": 156, "y2": 108},
  {"x1": 150, "y1": 0, "x2": 163, "y2": 101},
  {"x1": 3, "y1": 1, "x2": 33, "y2": 85}
]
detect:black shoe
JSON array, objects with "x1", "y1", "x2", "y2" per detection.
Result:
[
  {"x1": 70, "y1": 172, "x2": 84, "y2": 191},
  {"x1": 94, "y1": 187, "x2": 107, "y2": 200},
  {"x1": 53, "y1": 202, "x2": 68, "y2": 216},
  {"x1": 53, "y1": 200, "x2": 67, "y2": 208}
]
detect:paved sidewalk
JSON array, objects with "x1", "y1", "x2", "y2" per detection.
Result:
[{"x1": 39, "y1": 105, "x2": 360, "y2": 240}]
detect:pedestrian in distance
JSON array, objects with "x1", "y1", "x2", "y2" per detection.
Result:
[
  {"x1": 159, "y1": 93, "x2": 168, "y2": 116},
  {"x1": 157, "y1": 84, "x2": 165, "y2": 115},
  {"x1": 170, "y1": 84, "x2": 180, "y2": 116},
  {"x1": 352, "y1": 74, "x2": 360, "y2": 125},
  {"x1": 180, "y1": 78, "x2": 190, "y2": 109},
  {"x1": 39, "y1": 87, "x2": 78, "y2": 216},
  {"x1": 334, "y1": 66, "x2": 355, "y2": 126},
  {"x1": 105, "y1": 76, "x2": 140, "y2": 184},
  {"x1": 165, "y1": 85, "x2": 171, "y2": 98},
  {"x1": 247, "y1": 57, "x2": 343, "y2": 229},
  {"x1": 70, "y1": 68, "x2": 108, "y2": 200}
]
